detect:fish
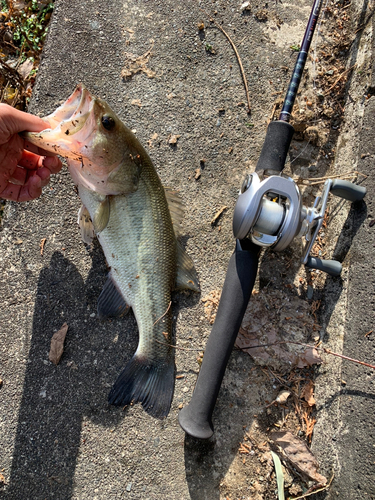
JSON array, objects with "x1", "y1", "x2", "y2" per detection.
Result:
[{"x1": 25, "y1": 84, "x2": 199, "y2": 418}]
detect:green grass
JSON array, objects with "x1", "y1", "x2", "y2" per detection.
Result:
[{"x1": 9, "y1": 1, "x2": 54, "y2": 55}]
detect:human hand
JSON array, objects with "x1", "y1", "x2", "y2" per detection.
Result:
[{"x1": 0, "y1": 103, "x2": 62, "y2": 202}]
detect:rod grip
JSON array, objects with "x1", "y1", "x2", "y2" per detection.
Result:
[
  {"x1": 255, "y1": 120, "x2": 294, "y2": 174},
  {"x1": 178, "y1": 240, "x2": 260, "y2": 439}
]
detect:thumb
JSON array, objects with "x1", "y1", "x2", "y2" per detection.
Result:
[{"x1": 0, "y1": 104, "x2": 49, "y2": 141}]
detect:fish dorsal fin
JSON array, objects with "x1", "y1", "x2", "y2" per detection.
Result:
[
  {"x1": 164, "y1": 187, "x2": 184, "y2": 237},
  {"x1": 92, "y1": 195, "x2": 110, "y2": 233},
  {"x1": 77, "y1": 204, "x2": 95, "y2": 245},
  {"x1": 175, "y1": 241, "x2": 200, "y2": 292},
  {"x1": 97, "y1": 272, "x2": 130, "y2": 319}
]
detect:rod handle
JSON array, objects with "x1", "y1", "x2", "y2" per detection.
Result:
[
  {"x1": 178, "y1": 240, "x2": 260, "y2": 439},
  {"x1": 255, "y1": 120, "x2": 294, "y2": 175}
]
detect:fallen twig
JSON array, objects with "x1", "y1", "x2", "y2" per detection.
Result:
[
  {"x1": 200, "y1": 8, "x2": 251, "y2": 113},
  {"x1": 240, "y1": 341, "x2": 375, "y2": 370},
  {"x1": 211, "y1": 206, "x2": 228, "y2": 226},
  {"x1": 153, "y1": 301, "x2": 172, "y2": 326},
  {"x1": 297, "y1": 171, "x2": 367, "y2": 186},
  {"x1": 289, "y1": 473, "x2": 334, "y2": 499},
  {"x1": 40, "y1": 238, "x2": 46, "y2": 256},
  {"x1": 154, "y1": 338, "x2": 203, "y2": 351}
]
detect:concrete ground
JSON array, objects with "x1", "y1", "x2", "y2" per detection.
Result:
[{"x1": 0, "y1": 0, "x2": 374, "y2": 499}]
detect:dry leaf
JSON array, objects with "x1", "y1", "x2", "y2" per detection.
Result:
[
  {"x1": 202, "y1": 290, "x2": 221, "y2": 324},
  {"x1": 147, "y1": 132, "x2": 158, "y2": 147},
  {"x1": 131, "y1": 99, "x2": 142, "y2": 107},
  {"x1": 195, "y1": 168, "x2": 201, "y2": 180},
  {"x1": 236, "y1": 289, "x2": 322, "y2": 371},
  {"x1": 49, "y1": 323, "x2": 69, "y2": 365},
  {"x1": 275, "y1": 389, "x2": 291, "y2": 405},
  {"x1": 301, "y1": 380, "x2": 316, "y2": 406},
  {"x1": 241, "y1": 1, "x2": 252, "y2": 11},
  {"x1": 289, "y1": 483, "x2": 303, "y2": 495},
  {"x1": 168, "y1": 134, "x2": 180, "y2": 145},
  {"x1": 297, "y1": 348, "x2": 322, "y2": 368},
  {"x1": 121, "y1": 40, "x2": 156, "y2": 80},
  {"x1": 272, "y1": 431, "x2": 327, "y2": 484},
  {"x1": 18, "y1": 58, "x2": 34, "y2": 79}
]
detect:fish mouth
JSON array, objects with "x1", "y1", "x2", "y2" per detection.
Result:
[
  {"x1": 24, "y1": 84, "x2": 97, "y2": 158},
  {"x1": 46, "y1": 83, "x2": 94, "y2": 129}
]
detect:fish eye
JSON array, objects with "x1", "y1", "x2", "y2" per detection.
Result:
[{"x1": 101, "y1": 115, "x2": 115, "y2": 131}]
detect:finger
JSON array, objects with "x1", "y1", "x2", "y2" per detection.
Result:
[
  {"x1": 19, "y1": 149, "x2": 63, "y2": 174},
  {"x1": 0, "y1": 104, "x2": 50, "y2": 137},
  {"x1": 18, "y1": 149, "x2": 41, "y2": 170},
  {"x1": 9, "y1": 165, "x2": 51, "y2": 188},
  {"x1": 0, "y1": 174, "x2": 42, "y2": 202},
  {"x1": 35, "y1": 166, "x2": 51, "y2": 187},
  {"x1": 42, "y1": 155, "x2": 62, "y2": 174},
  {"x1": 18, "y1": 174, "x2": 42, "y2": 201},
  {"x1": 8, "y1": 166, "x2": 28, "y2": 185}
]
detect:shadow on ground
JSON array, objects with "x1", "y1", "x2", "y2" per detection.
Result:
[{"x1": 4, "y1": 250, "x2": 132, "y2": 499}]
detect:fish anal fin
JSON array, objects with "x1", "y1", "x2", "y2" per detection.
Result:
[
  {"x1": 175, "y1": 241, "x2": 200, "y2": 292},
  {"x1": 92, "y1": 195, "x2": 110, "y2": 233},
  {"x1": 164, "y1": 187, "x2": 184, "y2": 237},
  {"x1": 97, "y1": 273, "x2": 130, "y2": 319},
  {"x1": 77, "y1": 204, "x2": 95, "y2": 245},
  {"x1": 108, "y1": 354, "x2": 175, "y2": 419}
]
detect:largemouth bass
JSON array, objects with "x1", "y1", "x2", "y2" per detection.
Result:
[{"x1": 25, "y1": 84, "x2": 199, "y2": 418}]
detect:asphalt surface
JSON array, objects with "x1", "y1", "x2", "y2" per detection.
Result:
[{"x1": 0, "y1": 1, "x2": 374, "y2": 499}]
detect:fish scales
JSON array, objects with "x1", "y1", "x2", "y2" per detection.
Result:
[{"x1": 79, "y1": 160, "x2": 176, "y2": 359}]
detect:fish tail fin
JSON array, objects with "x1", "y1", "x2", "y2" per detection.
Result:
[{"x1": 108, "y1": 354, "x2": 175, "y2": 419}]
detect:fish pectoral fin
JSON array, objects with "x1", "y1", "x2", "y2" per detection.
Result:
[
  {"x1": 92, "y1": 195, "x2": 110, "y2": 233},
  {"x1": 164, "y1": 187, "x2": 184, "y2": 237},
  {"x1": 77, "y1": 204, "x2": 95, "y2": 245},
  {"x1": 108, "y1": 353, "x2": 175, "y2": 419},
  {"x1": 175, "y1": 241, "x2": 200, "y2": 292},
  {"x1": 97, "y1": 272, "x2": 130, "y2": 319}
]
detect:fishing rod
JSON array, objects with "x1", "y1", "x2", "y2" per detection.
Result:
[{"x1": 178, "y1": 0, "x2": 366, "y2": 440}]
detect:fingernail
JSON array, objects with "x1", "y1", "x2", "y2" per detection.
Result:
[{"x1": 42, "y1": 156, "x2": 58, "y2": 168}]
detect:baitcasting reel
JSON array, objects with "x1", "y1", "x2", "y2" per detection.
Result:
[{"x1": 233, "y1": 171, "x2": 366, "y2": 276}]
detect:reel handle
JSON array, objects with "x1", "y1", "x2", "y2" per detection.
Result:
[
  {"x1": 330, "y1": 179, "x2": 366, "y2": 202},
  {"x1": 305, "y1": 256, "x2": 342, "y2": 277},
  {"x1": 178, "y1": 240, "x2": 260, "y2": 439}
]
